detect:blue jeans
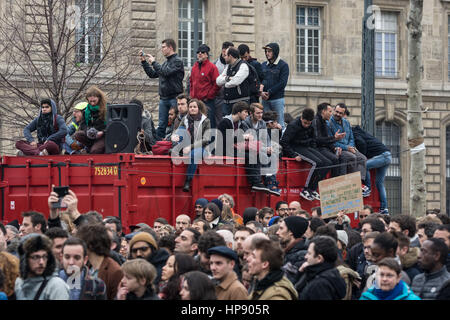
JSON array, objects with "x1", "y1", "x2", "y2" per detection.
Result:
[
  {"x1": 366, "y1": 151, "x2": 392, "y2": 210},
  {"x1": 262, "y1": 98, "x2": 285, "y2": 129},
  {"x1": 204, "y1": 99, "x2": 217, "y2": 129},
  {"x1": 186, "y1": 148, "x2": 205, "y2": 179},
  {"x1": 156, "y1": 98, "x2": 177, "y2": 139}
]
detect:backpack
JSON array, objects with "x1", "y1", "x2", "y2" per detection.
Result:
[{"x1": 243, "y1": 61, "x2": 261, "y2": 97}]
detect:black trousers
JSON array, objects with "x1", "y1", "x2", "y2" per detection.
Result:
[{"x1": 293, "y1": 146, "x2": 333, "y2": 190}]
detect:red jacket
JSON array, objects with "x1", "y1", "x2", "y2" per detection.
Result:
[{"x1": 189, "y1": 59, "x2": 220, "y2": 101}]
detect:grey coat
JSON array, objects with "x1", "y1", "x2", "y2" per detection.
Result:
[{"x1": 15, "y1": 274, "x2": 70, "y2": 300}]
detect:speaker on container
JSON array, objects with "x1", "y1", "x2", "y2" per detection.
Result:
[{"x1": 105, "y1": 104, "x2": 142, "y2": 154}]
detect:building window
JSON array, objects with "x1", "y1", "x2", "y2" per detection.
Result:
[
  {"x1": 446, "y1": 126, "x2": 450, "y2": 215},
  {"x1": 178, "y1": 0, "x2": 205, "y2": 68},
  {"x1": 375, "y1": 12, "x2": 398, "y2": 77},
  {"x1": 376, "y1": 121, "x2": 402, "y2": 215},
  {"x1": 75, "y1": 0, "x2": 103, "y2": 64},
  {"x1": 296, "y1": 6, "x2": 321, "y2": 73}
]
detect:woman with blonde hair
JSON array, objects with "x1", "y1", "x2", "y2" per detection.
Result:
[
  {"x1": 0, "y1": 251, "x2": 20, "y2": 299},
  {"x1": 74, "y1": 85, "x2": 107, "y2": 154}
]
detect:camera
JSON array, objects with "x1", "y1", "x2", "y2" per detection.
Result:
[
  {"x1": 52, "y1": 186, "x2": 69, "y2": 209},
  {"x1": 141, "y1": 49, "x2": 145, "y2": 57}
]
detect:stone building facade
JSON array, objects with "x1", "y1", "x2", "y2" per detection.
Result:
[{"x1": 1, "y1": 0, "x2": 450, "y2": 215}]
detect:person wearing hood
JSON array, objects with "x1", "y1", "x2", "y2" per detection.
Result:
[
  {"x1": 295, "y1": 236, "x2": 346, "y2": 300},
  {"x1": 14, "y1": 234, "x2": 69, "y2": 300},
  {"x1": 172, "y1": 99, "x2": 211, "y2": 192},
  {"x1": 213, "y1": 41, "x2": 234, "y2": 124},
  {"x1": 128, "y1": 231, "x2": 169, "y2": 286},
  {"x1": 189, "y1": 44, "x2": 220, "y2": 128},
  {"x1": 129, "y1": 99, "x2": 157, "y2": 154},
  {"x1": 216, "y1": 47, "x2": 251, "y2": 116},
  {"x1": 194, "y1": 198, "x2": 209, "y2": 218},
  {"x1": 16, "y1": 99, "x2": 68, "y2": 156},
  {"x1": 260, "y1": 43, "x2": 290, "y2": 130}
]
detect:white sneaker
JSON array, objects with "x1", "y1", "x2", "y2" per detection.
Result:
[
  {"x1": 300, "y1": 189, "x2": 314, "y2": 201},
  {"x1": 311, "y1": 191, "x2": 320, "y2": 200}
]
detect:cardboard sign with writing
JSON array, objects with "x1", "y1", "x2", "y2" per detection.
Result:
[{"x1": 319, "y1": 172, "x2": 364, "y2": 219}]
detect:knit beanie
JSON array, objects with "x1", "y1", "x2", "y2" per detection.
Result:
[
  {"x1": 283, "y1": 216, "x2": 308, "y2": 239},
  {"x1": 211, "y1": 198, "x2": 223, "y2": 212},
  {"x1": 129, "y1": 232, "x2": 158, "y2": 251},
  {"x1": 195, "y1": 198, "x2": 209, "y2": 207}
]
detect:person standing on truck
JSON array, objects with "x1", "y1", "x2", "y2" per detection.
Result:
[
  {"x1": 16, "y1": 99, "x2": 68, "y2": 156},
  {"x1": 140, "y1": 39, "x2": 185, "y2": 139}
]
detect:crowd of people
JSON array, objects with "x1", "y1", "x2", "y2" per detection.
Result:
[
  {"x1": 15, "y1": 38, "x2": 392, "y2": 210},
  {"x1": 0, "y1": 191, "x2": 449, "y2": 300}
]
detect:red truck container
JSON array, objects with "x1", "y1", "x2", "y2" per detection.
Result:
[{"x1": 0, "y1": 154, "x2": 380, "y2": 232}]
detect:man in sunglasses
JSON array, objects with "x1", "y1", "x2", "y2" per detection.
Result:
[
  {"x1": 189, "y1": 44, "x2": 220, "y2": 128},
  {"x1": 128, "y1": 231, "x2": 169, "y2": 286}
]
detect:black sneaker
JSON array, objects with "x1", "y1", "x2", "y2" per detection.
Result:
[
  {"x1": 300, "y1": 188, "x2": 314, "y2": 201},
  {"x1": 311, "y1": 190, "x2": 320, "y2": 200},
  {"x1": 252, "y1": 183, "x2": 269, "y2": 192}
]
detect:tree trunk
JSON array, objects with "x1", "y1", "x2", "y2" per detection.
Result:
[{"x1": 407, "y1": 0, "x2": 426, "y2": 218}]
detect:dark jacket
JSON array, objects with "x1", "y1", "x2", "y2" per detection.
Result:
[
  {"x1": 280, "y1": 117, "x2": 316, "y2": 158},
  {"x1": 282, "y1": 239, "x2": 308, "y2": 285},
  {"x1": 141, "y1": 54, "x2": 184, "y2": 99},
  {"x1": 141, "y1": 110, "x2": 158, "y2": 146},
  {"x1": 295, "y1": 262, "x2": 347, "y2": 300},
  {"x1": 146, "y1": 248, "x2": 170, "y2": 285},
  {"x1": 216, "y1": 115, "x2": 250, "y2": 156},
  {"x1": 24, "y1": 99, "x2": 68, "y2": 147},
  {"x1": 79, "y1": 106, "x2": 106, "y2": 132},
  {"x1": 126, "y1": 286, "x2": 160, "y2": 300},
  {"x1": 312, "y1": 113, "x2": 336, "y2": 151},
  {"x1": 352, "y1": 125, "x2": 389, "y2": 159},
  {"x1": 261, "y1": 43, "x2": 289, "y2": 100},
  {"x1": 411, "y1": 266, "x2": 450, "y2": 300}
]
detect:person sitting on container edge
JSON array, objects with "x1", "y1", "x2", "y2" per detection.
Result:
[
  {"x1": 74, "y1": 86, "x2": 107, "y2": 154},
  {"x1": 62, "y1": 102, "x2": 88, "y2": 155},
  {"x1": 171, "y1": 99, "x2": 211, "y2": 192},
  {"x1": 280, "y1": 108, "x2": 333, "y2": 201},
  {"x1": 16, "y1": 99, "x2": 68, "y2": 156}
]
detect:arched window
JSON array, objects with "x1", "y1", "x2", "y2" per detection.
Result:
[{"x1": 376, "y1": 121, "x2": 401, "y2": 214}]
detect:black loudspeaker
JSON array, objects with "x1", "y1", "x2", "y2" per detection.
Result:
[{"x1": 105, "y1": 104, "x2": 142, "y2": 153}]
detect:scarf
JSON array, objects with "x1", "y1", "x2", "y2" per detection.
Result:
[
  {"x1": 85, "y1": 104, "x2": 100, "y2": 126},
  {"x1": 37, "y1": 112, "x2": 54, "y2": 144},
  {"x1": 187, "y1": 112, "x2": 202, "y2": 143},
  {"x1": 372, "y1": 280, "x2": 405, "y2": 300},
  {"x1": 251, "y1": 269, "x2": 284, "y2": 300}
]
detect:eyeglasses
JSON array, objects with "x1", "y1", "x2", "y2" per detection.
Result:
[
  {"x1": 278, "y1": 208, "x2": 288, "y2": 212},
  {"x1": 131, "y1": 246, "x2": 150, "y2": 255},
  {"x1": 29, "y1": 254, "x2": 48, "y2": 261},
  {"x1": 197, "y1": 51, "x2": 206, "y2": 54}
]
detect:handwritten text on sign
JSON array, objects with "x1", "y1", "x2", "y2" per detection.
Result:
[{"x1": 319, "y1": 172, "x2": 364, "y2": 218}]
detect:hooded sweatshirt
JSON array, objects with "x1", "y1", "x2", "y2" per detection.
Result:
[
  {"x1": 261, "y1": 43, "x2": 290, "y2": 100},
  {"x1": 24, "y1": 99, "x2": 68, "y2": 146}
]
